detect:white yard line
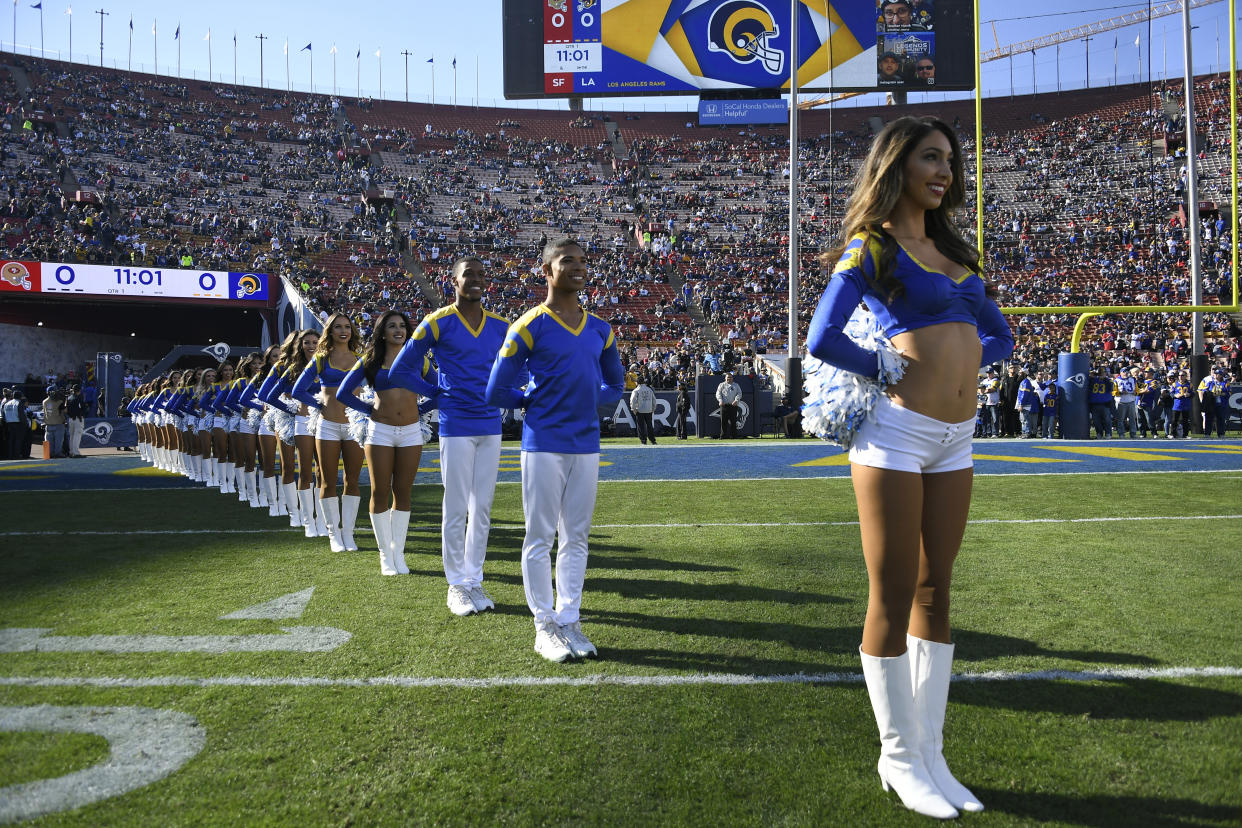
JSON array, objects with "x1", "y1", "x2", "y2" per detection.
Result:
[
  {"x1": 0, "y1": 665, "x2": 1239, "y2": 690},
  {"x1": 0, "y1": 514, "x2": 1238, "y2": 536}
]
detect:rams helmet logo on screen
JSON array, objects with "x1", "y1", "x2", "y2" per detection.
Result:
[
  {"x1": 707, "y1": 0, "x2": 783, "y2": 75},
  {"x1": 235, "y1": 274, "x2": 261, "y2": 299}
]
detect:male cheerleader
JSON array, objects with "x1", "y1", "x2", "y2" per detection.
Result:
[
  {"x1": 485, "y1": 238, "x2": 625, "y2": 662},
  {"x1": 391, "y1": 257, "x2": 511, "y2": 617}
]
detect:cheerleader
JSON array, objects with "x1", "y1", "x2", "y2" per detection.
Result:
[
  {"x1": 209, "y1": 361, "x2": 236, "y2": 494},
  {"x1": 251, "y1": 344, "x2": 285, "y2": 515},
  {"x1": 288, "y1": 330, "x2": 326, "y2": 536},
  {"x1": 293, "y1": 314, "x2": 364, "y2": 552},
  {"x1": 174, "y1": 371, "x2": 199, "y2": 479},
  {"x1": 194, "y1": 369, "x2": 218, "y2": 487},
  {"x1": 257, "y1": 332, "x2": 310, "y2": 529},
  {"x1": 337, "y1": 310, "x2": 438, "y2": 574},
  {"x1": 231, "y1": 354, "x2": 265, "y2": 507}
]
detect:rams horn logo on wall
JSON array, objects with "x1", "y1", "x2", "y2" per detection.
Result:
[
  {"x1": 2, "y1": 261, "x2": 33, "y2": 291},
  {"x1": 202, "y1": 342, "x2": 232, "y2": 361},
  {"x1": 1066, "y1": 373, "x2": 1086, "y2": 387},
  {"x1": 84, "y1": 421, "x2": 114, "y2": 444},
  {"x1": 707, "y1": 1, "x2": 783, "y2": 75},
  {"x1": 235, "y1": 274, "x2": 261, "y2": 299}
]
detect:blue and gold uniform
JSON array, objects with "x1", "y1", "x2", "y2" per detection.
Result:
[
  {"x1": 392, "y1": 305, "x2": 511, "y2": 437},
  {"x1": 486, "y1": 306, "x2": 625, "y2": 453},
  {"x1": 807, "y1": 232, "x2": 1013, "y2": 378}
]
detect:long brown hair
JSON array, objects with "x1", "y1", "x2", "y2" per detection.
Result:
[
  {"x1": 822, "y1": 116, "x2": 981, "y2": 302},
  {"x1": 313, "y1": 313, "x2": 362, "y2": 364},
  {"x1": 361, "y1": 310, "x2": 412, "y2": 386},
  {"x1": 272, "y1": 331, "x2": 300, "y2": 377}
]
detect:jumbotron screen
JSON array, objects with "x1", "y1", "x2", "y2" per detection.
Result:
[{"x1": 502, "y1": 0, "x2": 975, "y2": 99}]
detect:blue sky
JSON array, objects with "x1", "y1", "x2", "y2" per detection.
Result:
[{"x1": 6, "y1": 0, "x2": 1239, "y2": 110}]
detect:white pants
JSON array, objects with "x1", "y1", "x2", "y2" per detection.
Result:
[
  {"x1": 520, "y1": 450, "x2": 599, "y2": 628},
  {"x1": 440, "y1": 434, "x2": 501, "y2": 587},
  {"x1": 67, "y1": 417, "x2": 84, "y2": 456}
]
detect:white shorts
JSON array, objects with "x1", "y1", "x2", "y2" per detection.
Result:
[
  {"x1": 258, "y1": 417, "x2": 275, "y2": 437},
  {"x1": 294, "y1": 415, "x2": 311, "y2": 438},
  {"x1": 849, "y1": 395, "x2": 975, "y2": 474},
  {"x1": 315, "y1": 417, "x2": 357, "y2": 442},
  {"x1": 238, "y1": 417, "x2": 256, "y2": 435},
  {"x1": 227, "y1": 414, "x2": 242, "y2": 432},
  {"x1": 366, "y1": 420, "x2": 426, "y2": 448},
  {"x1": 212, "y1": 415, "x2": 229, "y2": 431}
]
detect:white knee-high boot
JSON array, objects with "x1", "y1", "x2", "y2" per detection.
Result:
[
  {"x1": 254, "y1": 472, "x2": 268, "y2": 507},
  {"x1": 389, "y1": 510, "x2": 411, "y2": 574},
  {"x1": 206, "y1": 458, "x2": 219, "y2": 488},
  {"x1": 265, "y1": 476, "x2": 282, "y2": 517},
  {"x1": 371, "y1": 510, "x2": 396, "y2": 575},
  {"x1": 299, "y1": 488, "x2": 317, "y2": 537},
  {"x1": 320, "y1": 496, "x2": 345, "y2": 552},
  {"x1": 236, "y1": 465, "x2": 248, "y2": 501},
  {"x1": 860, "y1": 647, "x2": 959, "y2": 820},
  {"x1": 313, "y1": 494, "x2": 329, "y2": 537},
  {"x1": 340, "y1": 494, "x2": 361, "y2": 551},
  {"x1": 284, "y1": 482, "x2": 303, "y2": 527},
  {"x1": 246, "y1": 471, "x2": 261, "y2": 507},
  {"x1": 908, "y1": 635, "x2": 984, "y2": 813},
  {"x1": 218, "y1": 462, "x2": 233, "y2": 493}
]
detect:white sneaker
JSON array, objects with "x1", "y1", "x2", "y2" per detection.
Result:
[
  {"x1": 560, "y1": 621, "x2": 597, "y2": 659},
  {"x1": 468, "y1": 585, "x2": 495, "y2": 612},
  {"x1": 447, "y1": 585, "x2": 477, "y2": 617},
  {"x1": 534, "y1": 621, "x2": 574, "y2": 663}
]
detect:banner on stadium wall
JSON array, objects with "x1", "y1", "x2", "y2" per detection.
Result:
[
  {"x1": 0, "y1": 260, "x2": 269, "y2": 302},
  {"x1": 697, "y1": 99, "x2": 788, "y2": 125},
  {"x1": 265, "y1": 276, "x2": 324, "y2": 348},
  {"x1": 79, "y1": 417, "x2": 138, "y2": 449},
  {"x1": 1227, "y1": 385, "x2": 1242, "y2": 429},
  {"x1": 600, "y1": 390, "x2": 702, "y2": 437}
]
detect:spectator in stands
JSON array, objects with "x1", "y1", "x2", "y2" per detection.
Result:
[
  {"x1": 1136, "y1": 368, "x2": 1162, "y2": 437},
  {"x1": 1113, "y1": 367, "x2": 1139, "y2": 438},
  {"x1": 999, "y1": 364, "x2": 1021, "y2": 437},
  {"x1": 1087, "y1": 365, "x2": 1116, "y2": 438},
  {"x1": 1170, "y1": 370, "x2": 1193, "y2": 437}
]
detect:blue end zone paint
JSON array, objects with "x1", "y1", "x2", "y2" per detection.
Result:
[{"x1": 2, "y1": 440, "x2": 1240, "y2": 491}]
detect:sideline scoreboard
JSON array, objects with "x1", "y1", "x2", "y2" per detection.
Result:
[
  {"x1": 504, "y1": 0, "x2": 975, "y2": 99},
  {"x1": 0, "y1": 261, "x2": 270, "y2": 303}
]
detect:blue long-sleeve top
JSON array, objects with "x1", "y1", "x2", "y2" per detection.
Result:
[
  {"x1": 291, "y1": 353, "x2": 354, "y2": 410},
  {"x1": 335, "y1": 356, "x2": 440, "y2": 416},
  {"x1": 485, "y1": 305, "x2": 625, "y2": 454},
  {"x1": 210, "y1": 382, "x2": 234, "y2": 414},
  {"x1": 807, "y1": 232, "x2": 1014, "y2": 378},
  {"x1": 195, "y1": 387, "x2": 215, "y2": 414},
  {"x1": 256, "y1": 367, "x2": 287, "y2": 406},
  {"x1": 239, "y1": 379, "x2": 265, "y2": 413}
]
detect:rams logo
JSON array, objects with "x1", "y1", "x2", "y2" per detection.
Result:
[
  {"x1": 235, "y1": 274, "x2": 260, "y2": 298},
  {"x1": 707, "y1": 0, "x2": 783, "y2": 75},
  {"x1": 84, "y1": 421, "x2": 114, "y2": 444},
  {"x1": 1065, "y1": 373, "x2": 1086, "y2": 388},
  {"x1": 576, "y1": 0, "x2": 595, "y2": 11},
  {"x1": 202, "y1": 342, "x2": 232, "y2": 361},
  {"x1": 499, "y1": 338, "x2": 519, "y2": 359},
  {"x1": 2, "y1": 261, "x2": 32, "y2": 291}
]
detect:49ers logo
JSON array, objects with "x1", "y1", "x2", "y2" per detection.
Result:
[{"x1": 2, "y1": 261, "x2": 32, "y2": 291}]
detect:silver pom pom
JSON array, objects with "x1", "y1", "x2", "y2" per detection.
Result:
[
  {"x1": 801, "y1": 306, "x2": 908, "y2": 449},
  {"x1": 345, "y1": 386, "x2": 375, "y2": 446}
]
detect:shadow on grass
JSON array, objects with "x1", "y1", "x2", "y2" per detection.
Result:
[
  {"x1": 976, "y1": 787, "x2": 1241, "y2": 827},
  {"x1": 952, "y1": 629, "x2": 1160, "y2": 666},
  {"x1": 953, "y1": 679, "x2": 1242, "y2": 721},
  {"x1": 588, "y1": 608, "x2": 854, "y2": 652},
  {"x1": 600, "y1": 644, "x2": 840, "y2": 676},
  {"x1": 586, "y1": 576, "x2": 844, "y2": 605}
]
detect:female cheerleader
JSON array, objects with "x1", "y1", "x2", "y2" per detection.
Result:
[
  {"x1": 194, "y1": 368, "x2": 218, "y2": 488},
  {"x1": 807, "y1": 117, "x2": 1013, "y2": 819},
  {"x1": 209, "y1": 361, "x2": 236, "y2": 494},
  {"x1": 337, "y1": 310, "x2": 438, "y2": 575},
  {"x1": 293, "y1": 314, "x2": 364, "y2": 552},
  {"x1": 231, "y1": 354, "x2": 264, "y2": 507},
  {"x1": 290, "y1": 329, "x2": 326, "y2": 536},
  {"x1": 252, "y1": 344, "x2": 287, "y2": 517},
  {"x1": 257, "y1": 332, "x2": 311, "y2": 529}
]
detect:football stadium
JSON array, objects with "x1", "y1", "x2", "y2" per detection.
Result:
[{"x1": 1, "y1": 0, "x2": 1240, "y2": 824}]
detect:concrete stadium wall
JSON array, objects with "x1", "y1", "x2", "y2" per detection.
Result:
[{"x1": 0, "y1": 322, "x2": 169, "y2": 382}]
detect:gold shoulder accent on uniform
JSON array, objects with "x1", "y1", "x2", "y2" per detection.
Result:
[{"x1": 604, "y1": 329, "x2": 615, "y2": 349}]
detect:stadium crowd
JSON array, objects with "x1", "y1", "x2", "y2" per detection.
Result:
[{"x1": 2, "y1": 56, "x2": 1238, "y2": 439}]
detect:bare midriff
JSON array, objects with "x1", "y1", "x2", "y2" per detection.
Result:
[
  {"x1": 371, "y1": 387, "x2": 421, "y2": 427},
  {"x1": 886, "y1": 321, "x2": 982, "y2": 424}
]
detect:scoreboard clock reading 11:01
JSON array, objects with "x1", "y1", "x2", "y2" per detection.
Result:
[{"x1": 0, "y1": 260, "x2": 270, "y2": 303}]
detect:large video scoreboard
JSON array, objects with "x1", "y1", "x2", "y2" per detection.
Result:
[{"x1": 504, "y1": 0, "x2": 975, "y2": 99}]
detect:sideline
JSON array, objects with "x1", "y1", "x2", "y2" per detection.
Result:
[
  {"x1": 1, "y1": 665, "x2": 1239, "y2": 690},
  {"x1": 0, "y1": 514, "x2": 1238, "y2": 536}
]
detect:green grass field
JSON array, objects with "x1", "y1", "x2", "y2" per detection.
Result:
[{"x1": 1, "y1": 470, "x2": 1240, "y2": 826}]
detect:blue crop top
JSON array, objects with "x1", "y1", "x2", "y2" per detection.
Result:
[
  {"x1": 335, "y1": 356, "x2": 439, "y2": 416},
  {"x1": 807, "y1": 232, "x2": 1014, "y2": 378},
  {"x1": 291, "y1": 353, "x2": 356, "y2": 409}
]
